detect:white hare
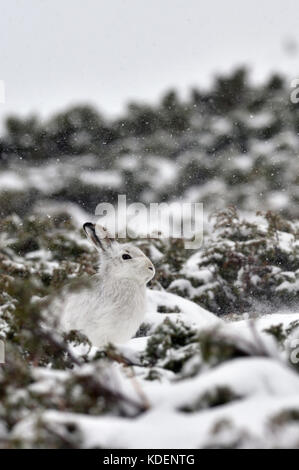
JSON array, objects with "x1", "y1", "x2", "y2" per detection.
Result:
[{"x1": 59, "y1": 223, "x2": 155, "y2": 349}]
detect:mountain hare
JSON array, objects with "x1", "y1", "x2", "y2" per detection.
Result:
[{"x1": 59, "y1": 223, "x2": 155, "y2": 349}]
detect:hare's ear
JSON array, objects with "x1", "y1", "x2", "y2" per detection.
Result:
[
  {"x1": 83, "y1": 223, "x2": 103, "y2": 250},
  {"x1": 94, "y1": 224, "x2": 116, "y2": 251},
  {"x1": 83, "y1": 223, "x2": 116, "y2": 251}
]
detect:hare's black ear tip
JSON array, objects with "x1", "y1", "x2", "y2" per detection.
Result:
[{"x1": 83, "y1": 222, "x2": 95, "y2": 234}]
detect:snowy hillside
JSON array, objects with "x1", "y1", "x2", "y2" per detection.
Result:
[
  {"x1": 1, "y1": 208, "x2": 299, "y2": 448},
  {"x1": 4, "y1": 0, "x2": 299, "y2": 452},
  {"x1": 2, "y1": 69, "x2": 299, "y2": 448},
  {"x1": 2, "y1": 70, "x2": 299, "y2": 220}
]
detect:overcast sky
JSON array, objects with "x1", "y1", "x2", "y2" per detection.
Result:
[{"x1": 1, "y1": 0, "x2": 299, "y2": 120}]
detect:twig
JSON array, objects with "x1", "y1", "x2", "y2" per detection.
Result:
[{"x1": 37, "y1": 327, "x2": 147, "y2": 415}]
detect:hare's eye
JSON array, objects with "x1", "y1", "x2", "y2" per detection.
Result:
[{"x1": 122, "y1": 253, "x2": 132, "y2": 260}]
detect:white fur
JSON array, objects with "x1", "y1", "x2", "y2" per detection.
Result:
[{"x1": 59, "y1": 223, "x2": 155, "y2": 349}]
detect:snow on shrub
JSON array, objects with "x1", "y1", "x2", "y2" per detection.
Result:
[{"x1": 1, "y1": 208, "x2": 299, "y2": 448}]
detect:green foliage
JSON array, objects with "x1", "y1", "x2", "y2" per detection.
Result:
[
  {"x1": 271, "y1": 409, "x2": 299, "y2": 427},
  {"x1": 1, "y1": 208, "x2": 299, "y2": 447},
  {"x1": 169, "y1": 208, "x2": 299, "y2": 315},
  {"x1": 143, "y1": 318, "x2": 200, "y2": 373},
  {"x1": 180, "y1": 387, "x2": 240, "y2": 413},
  {"x1": 2, "y1": 69, "x2": 299, "y2": 224}
]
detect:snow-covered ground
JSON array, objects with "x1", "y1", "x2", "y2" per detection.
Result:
[
  {"x1": 10, "y1": 288, "x2": 299, "y2": 449},
  {"x1": 2, "y1": 72, "x2": 299, "y2": 448},
  {"x1": 2, "y1": 205, "x2": 299, "y2": 448}
]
